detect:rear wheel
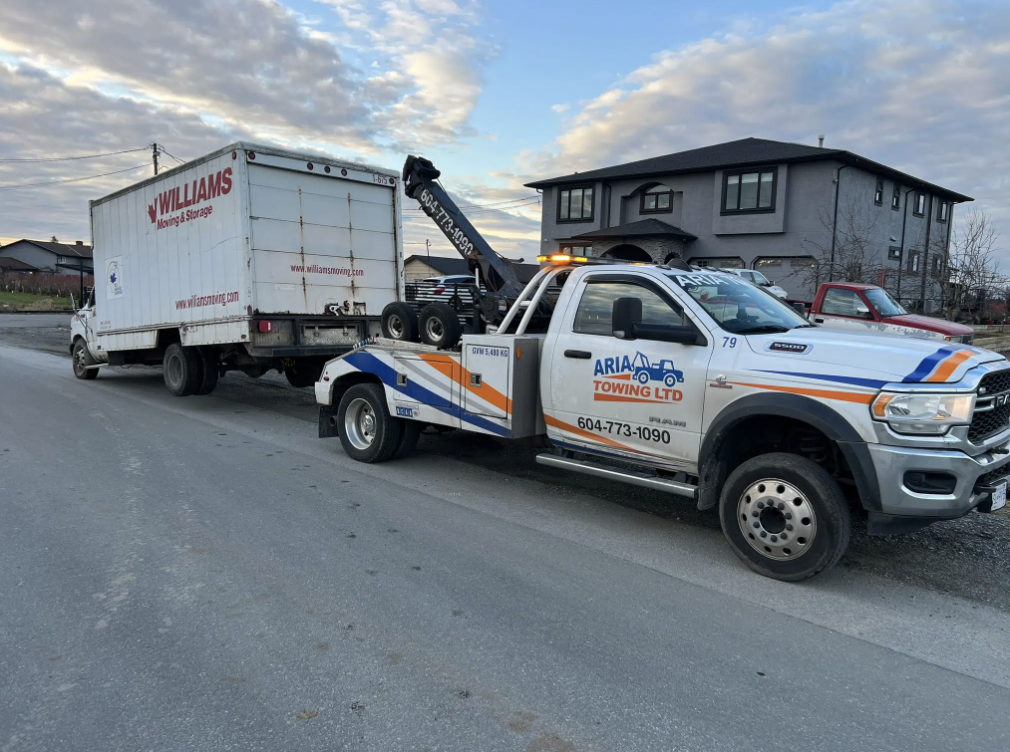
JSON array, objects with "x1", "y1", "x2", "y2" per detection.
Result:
[
  {"x1": 719, "y1": 452, "x2": 851, "y2": 581},
  {"x1": 72, "y1": 339, "x2": 98, "y2": 380},
  {"x1": 391, "y1": 420, "x2": 422, "y2": 459},
  {"x1": 337, "y1": 383, "x2": 403, "y2": 463},
  {"x1": 163, "y1": 343, "x2": 203, "y2": 396},
  {"x1": 285, "y1": 360, "x2": 323, "y2": 388},
  {"x1": 194, "y1": 347, "x2": 219, "y2": 395},
  {"x1": 381, "y1": 302, "x2": 419, "y2": 342},
  {"x1": 419, "y1": 303, "x2": 463, "y2": 349}
]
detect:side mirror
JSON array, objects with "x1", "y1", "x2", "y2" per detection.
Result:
[
  {"x1": 612, "y1": 297, "x2": 642, "y2": 340},
  {"x1": 791, "y1": 302, "x2": 808, "y2": 317},
  {"x1": 856, "y1": 305, "x2": 872, "y2": 319}
]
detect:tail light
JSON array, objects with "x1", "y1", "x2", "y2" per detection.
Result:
[
  {"x1": 433, "y1": 287, "x2": 445, "y2": 296},
  {"x1": 257, "y1": 321, "x2": 273, "y2": 333}
]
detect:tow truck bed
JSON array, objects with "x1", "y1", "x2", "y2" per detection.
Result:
[{"x1": 317, "y1": 336, "x2": 546, "y2": 439}]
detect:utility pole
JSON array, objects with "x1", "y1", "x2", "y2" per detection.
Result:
[
  {"x1": 425, "y1": 239, "x2": 430, "y2": 257},
  {"x1": 152, "y1": 142, "x2": 159, "y2": 176}
]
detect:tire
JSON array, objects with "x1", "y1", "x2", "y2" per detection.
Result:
[
  {"x1": 637, "y1": 371, "x2": 649, "y2": 384},
  {"x1": 337, "y1": 383, "x2": 403, "y2": 463},
  {"x1": 391, "y1": 420, "x2": 422, "y2": 459},
  {"x1": 72, "y1": 339, "x2": 98, "y2": 380},
  {"x1": 418, "y1": 303, "x2": 463, "y2": 349},
  {"x1": 719, "y1": 452, "x2": 851, "y2": 581},
  {"x1": 285, "y1": 360, "x2": 323, "y2": 389},
  {"x1": 381, "y1": 302, "x2": 419, "y2": 342},
  {"x1": 163, "y1": 343, "x2": 203, "y2": 397},
  {"x1": 664, "y1": 374, "x2": 675, "y2": 387},
  {"x1": 194, "y1": 347, "x2": 219, "y2": 395}
]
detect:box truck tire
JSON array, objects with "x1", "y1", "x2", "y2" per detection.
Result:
[
  {"x1": 381, "y1": 302, "x2": 419, "y2": 342},
  {"x1": 419, "y1": 303, "x2": 463, "y2": 349},
  {"x1": 164, "y1": 344, "x2": 203, "y2": 397},
  {"x1": 337, "y1": 383, "x2": 403, "y2": 463},
  {"x1": 194, "y1": 348, "x2": 220, "y2": 395},
  {"x1": 72, "y1": 339, "x2": 99, "y2": 381},
  {"x1": 285, "y1": 360, "x2": 324, "y2": 389}
]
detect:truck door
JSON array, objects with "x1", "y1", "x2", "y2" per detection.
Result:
[{"x1": 547, "y1": 274, "x2": 712, "y2": 468}]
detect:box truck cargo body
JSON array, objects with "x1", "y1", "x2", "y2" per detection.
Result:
[{"x1": 70, "y1": 143, "x2": 403, "y2": 394}]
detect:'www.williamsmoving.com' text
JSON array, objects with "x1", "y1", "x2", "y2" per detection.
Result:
[
  {"x1": 175, "y1": 291, "x2": 240, "y2": 309},
  {"x1": 291, "y1": 264, "x2": 363, "y2": 277}
]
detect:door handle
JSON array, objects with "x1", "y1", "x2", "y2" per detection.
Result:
[
  {"x1": 813, "y1": 317, "x2": 824, "y2": 324},
  {"x1": 564, "y1": 349, "x2": 592, "y2": 359}
]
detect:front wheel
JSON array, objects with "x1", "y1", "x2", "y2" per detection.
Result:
[
  {"x1": 719, "y1": 452, "x2": 851, "y2": 581},
  {"x1": 72, "y1": 340, "x2": 98, "y2": 380},
  {"x1": 636, "y1": 371, "x2": 649, "y2": 384},
  {"x1": 337, "y1": 383, "x2": 403, "y2": 463}
]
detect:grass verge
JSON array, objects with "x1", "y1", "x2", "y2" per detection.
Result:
[{"x1": 0, "y1": 291, "x2": 75, "y2": 312}]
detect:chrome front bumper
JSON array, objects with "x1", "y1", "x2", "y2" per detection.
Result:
[{"x1": 867, "y1": 440, "x2": 1010, "y2": 518}]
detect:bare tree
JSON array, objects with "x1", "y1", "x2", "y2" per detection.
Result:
[
  {"x1": 929, "y1": 208, "x2": 1006, "y2": 322},
  {"x1": 792, "y1": 199, "x2": 885, "y2": 294}
]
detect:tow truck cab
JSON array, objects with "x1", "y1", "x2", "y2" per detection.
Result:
[{"x1": 317, "y1": 258, "x2": 1010, "y2": 582}]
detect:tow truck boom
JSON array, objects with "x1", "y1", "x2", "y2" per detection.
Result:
[{"x1": 402, "y1": 155, "x2": 525, "y2": 322}]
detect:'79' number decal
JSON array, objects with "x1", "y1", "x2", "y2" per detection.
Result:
[{"x1": 722, "y1": 336, "x2": 738, "y2": 348}]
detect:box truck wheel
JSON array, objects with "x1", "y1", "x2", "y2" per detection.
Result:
[
  {"x1": 337, "y1": 383, "x2": 403, "y2": 463},
  {"x1": 718, "y1": 452, "x2": 851, "y2": 581},
  {"x1": 419, "y1": 303, "x2": 462, "y2": 349},
  {"x1": 194, "y1": 348, "x2": 219, "y2": 395},
  {"x1": 163, "y1": 343, "x2": 203, "y2": 397},
  {"x1": 381, "y1": 302, "x2": 419, "y2": 342},
  {"x1": 285, "y1": 360, "x2": 323, "y2": 388},
  {"x1": 72, "y1": 339, "x2": 98, "y2": 380}
]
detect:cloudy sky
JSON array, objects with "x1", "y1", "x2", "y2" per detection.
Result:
[{"x1": 1, "y1": 0, "x2": 1009, "y2": 261}]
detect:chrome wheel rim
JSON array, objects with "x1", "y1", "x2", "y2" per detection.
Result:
[
  {"x1": 388, "y1": 314, "x2": 405, "y2": 339},
  {"x1": 425, "y1": 317, "x2": 444, "y2": 342},
  {"x1": 344, "y1": 398, "x2": 377, "y2": 450},
  {"x1": 166, "y1": 354, "x2": 183, "y2": 389},
  {"x1": 736, "y1": 478, "x2": 816, "y2": 561},
  {"x1": 74, "y1": 345, "x2": 87, "y2": 376}
]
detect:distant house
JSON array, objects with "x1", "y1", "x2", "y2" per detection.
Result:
[
  {"x1": 404, "y1": 254, "x2": 541, "y2": 284},
  {"x1": 0, "y1": 257, "x2": 41, "y2": 273},
  {"x1": 0, "y1": 238, "x2": 93, "y2": 275},
  {"x1": 526, "y1": 137, "x2": 972, "y2": 306}
]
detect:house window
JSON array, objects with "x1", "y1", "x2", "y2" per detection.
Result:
[
  {"x1": 641, "y1": 185, "x2": 672, "y2": 213},
  {"x1": 913, "y1": 193, "x2": 926, "y2": 217},
  {"x1": 888, "y1": 246, "x2": 902, "y2": 261},
  {"x1": 874, "y1": 180, "x2": 884, "y2": 206},
  {"x1": 558, "y1": 186, "x2": 594, "y2": 222},
  {"x1": 560, "y1": 245, "x2": 592, "y2": 255},
  {"x1": 908, "y1": 251, "x2": 920, "y2": 274},
  {"x1": 689, "y1": 257, "x2": 744, "y2": 269},
  {"x1": 892, "y1": 184, "x2": 901, "y2": 211},
  {"x1": 932, "y1": 255, "x2": 942, "y2": 274},
  {"x1": 937, "y1": 201, "x2": 949, "y2": 222},
  {"x1": 722, "y1": 169, "x2": 776, "y2": 213}
]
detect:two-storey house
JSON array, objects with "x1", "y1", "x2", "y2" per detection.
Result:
[{"x1": 526, "y1": 138, "x2": 972, "y2": 306}]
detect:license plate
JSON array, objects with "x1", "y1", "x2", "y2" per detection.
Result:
[{"x1": 992, "y1": 482, "x2": 1007, "y2": 512}]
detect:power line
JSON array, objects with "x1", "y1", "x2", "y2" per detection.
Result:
[
  {"x1": 159, "y1": 146, "x2": 186, "y2": 165},
  {"x1": 0, "y1": 163, "x2": 150, "y2": 191},
  {"x1": 0, "y1": 146, "x2": 149, "y2": 164}
]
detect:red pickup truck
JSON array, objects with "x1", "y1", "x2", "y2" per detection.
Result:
[{"x1": 798, "y1": 282, "x2": 974, "y2": 344}]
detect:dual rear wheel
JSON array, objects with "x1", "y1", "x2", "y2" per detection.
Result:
[{"x1": 163, "y1": 344, "x2": 219, "y2": 396}]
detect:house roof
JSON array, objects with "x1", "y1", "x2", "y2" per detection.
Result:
[
  {"x1": 525, "y1": 137, "x2": 973, "y2": 202},
  {"x1": 1, "y1": 239, "x2": 93, "y2": 259},
  {"x1": 0, "y1": 257, "x2": 40, "y2": 272},
  {"x1": 571, "y1": 218, "x2": 697, "y2": 241},
  {"x1": 405, "y1": 254, "x2": 542, "y2": 283}
]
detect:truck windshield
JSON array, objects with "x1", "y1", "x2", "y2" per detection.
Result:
[
  {"x1": 666, "y1": 272, "x2": 810, "y2": 334},
  {"x1": 863, "y1": 287, "x2": 907, "y2": 317}
]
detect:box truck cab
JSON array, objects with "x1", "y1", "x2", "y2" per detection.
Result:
[
  {"x1": 71, "y1": 143, "x2": 403, "y2": 394},
  {"x1": 316, "y1": 259, "x2": 1010, "y2": 581}
]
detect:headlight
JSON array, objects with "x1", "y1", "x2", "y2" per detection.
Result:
[{"x1": 871, "y1": 392, "x2": 974, "y2": 434}]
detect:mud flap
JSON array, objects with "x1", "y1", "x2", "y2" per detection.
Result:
[{"x1": 319, "y1": 405, "x2": 340, "y2": 438}]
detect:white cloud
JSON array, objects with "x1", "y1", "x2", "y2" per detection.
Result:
[{"x1": 551, "y1": 103, "x2": 570, "y2": 114}]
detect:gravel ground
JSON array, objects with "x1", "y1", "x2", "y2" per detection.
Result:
[{"x1": 5, "y1": 315, "x2": 1008, "y2": 611}]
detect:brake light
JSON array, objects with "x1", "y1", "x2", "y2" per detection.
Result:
[
  {"x1": 434, "y1": 287, "x2": 445, "y2": 295},
  {"x1": 258, "y1": 321, "x2": 273, "y2": 333}
]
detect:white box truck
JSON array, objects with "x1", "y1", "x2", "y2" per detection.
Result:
[{"x1": 70, "y1": 142, "x2": 403, "y2": 394}]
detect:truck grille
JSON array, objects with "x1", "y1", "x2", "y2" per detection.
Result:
[{"x1": 968, "y1": 370, "x2": 1010, "y2": 444}]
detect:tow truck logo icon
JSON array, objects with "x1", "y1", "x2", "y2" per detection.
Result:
[{"x1": 632, "y1": 352, "x2": 684, "y2": 388}]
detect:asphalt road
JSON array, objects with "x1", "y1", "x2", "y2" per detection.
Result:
[{"x1": 1, "y1": 332, "x2": 1010, "y2": 750}]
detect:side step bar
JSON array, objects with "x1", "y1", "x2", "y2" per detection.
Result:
[{"x1": 536, "y1": 453, "x2": 697, "y2": 499}]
